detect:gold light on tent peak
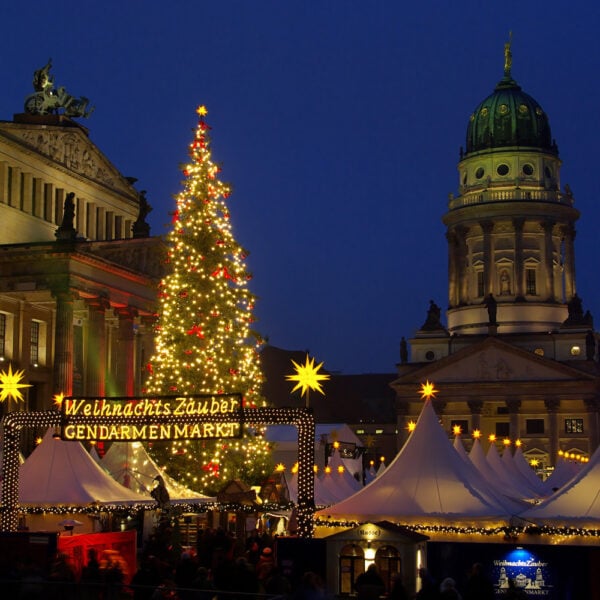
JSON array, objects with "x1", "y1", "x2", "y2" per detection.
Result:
[
  {"x1": 324, "y1": 466, "x2": 331, "y2": 474},
  {"x1": 333, "y1": 441, "x2": 340, "y2": 449},
  {"x1": 488, "y1": 434, "x2": 497, "y2": 443},
  {"x1": 275, "y1": 463, "x2": 285, "y2": 472},
  {"x1": 337, "y1": 465, "x2": 344, "y2": 474},
  {"x1": 452, "y1": 424, "x2": 462, "y2": 436},
  {"x1": 419, "y1": 380, "x2": 438, "y2": 401},
  {"x1": 515, "y1": 439, "x2": 522, "y2": 447},
  {"x1": 407, "y1": 420, "x2": 416, "y2": 433},
  {"x1": 472, "y1": 429, "x2": 481, "y2": 439},
  {"x1": 503, "y1": 438, "x2": 511, "y2": 447}
]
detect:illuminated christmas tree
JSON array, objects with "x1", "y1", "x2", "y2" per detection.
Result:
[{"x1": 145, "y1": 105, "x2": 272, "y2": 494}]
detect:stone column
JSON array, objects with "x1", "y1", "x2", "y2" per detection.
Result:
[
  {"x1": 86, "y1": 296, "x2": 109, "y2": 397},
  {"x1": 505, "y1": 398, "x2": 521, "y2": 441},
  {"x1": 51, "y1": 278, "x2": 75, "y2": 396},
  {"x1": 544, "y1": 397, "x2": 560, "y2": 465},
  {"x1": 467, "y1": 398, "x2": 484, "y2": 432},
  {"x1": 513, "y1": 218, "x2": 525, "y2": 300},
  {"x1": 116, "y1": 306, "x2": 137, "y2": 396},
  {"x1": 446, "y1": 229, "x2": 458, "y2": 307},
  {"x1": 481, "y1": 221, "x2": 494, "y2": 296},
  {"x1": 562, "y1": 224, "x2": 577, "y2": 301},
  {"x1": 584, "y1": 397, "x2": 600, "y2": 456},
  {"x1": 395, "y1": 399, "x2": 410, "y2": 451},
  {"x1": 542, "y1": 220, "x2": 556, "y2": 301},
  {"x1": 457, "y1": 226, "x2": 469, "y2": 305}
]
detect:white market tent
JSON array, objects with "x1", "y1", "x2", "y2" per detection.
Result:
[
  {"x1": 17, "y1": 429, "x2": 151, "y2": 506},
  {"x1": 266, "y1": 423, "x2": 364, "y2": 479},
  {"x1": 520, "y1": 446, "x2": 600, "y2": 527},
  {"x1": 315, "y1": 399, "x2": 524, "y2": 525},
  {"x1": 540, "y1": 456, "x2": 583, "y2": 494},
  {"x1": 101, "y1": 441, "x2": 215, "y2": 503}
]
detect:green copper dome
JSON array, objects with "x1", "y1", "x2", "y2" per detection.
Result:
[{"x1": 465, "y1": 72, "x2": 557, "y2": 156}]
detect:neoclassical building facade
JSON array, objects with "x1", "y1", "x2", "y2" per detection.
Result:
[
  {"x1": 392, "y1": 47, "x2": 600, "y2": 472},
  {"x1": 0, "y1": 110, "x2": 163, "y2": 446}
]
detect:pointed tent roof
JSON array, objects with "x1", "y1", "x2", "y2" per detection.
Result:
[
  {"x1": 18, "y1": 429, "x2": 151, "y2": 506},
  {"x1": 101, "y1": 441, "x2": 215, "y2": 503},
  {"x1": 486, "y1": 442, "x2": 537, "y2": 500},
  {"x1": 328, "y1": 447, "x2": 362, "y2": 492},
  {"x1": 315, "y1": 399, "x2": 523, "y2": 525},
  {"x1": 501, "y1": 445, "x2": 545, "y2": 498},
  {"x1": 519, "y1": 446, "x2": 600, "y2": 527},
  {"x1": 453, "y1": 434, "x2": 470, "y2": 462},
  {"x1": 540, "y1": 456, "x2": 583, "y2": 495}
]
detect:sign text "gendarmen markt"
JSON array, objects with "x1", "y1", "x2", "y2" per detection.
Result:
[{"x1": 60, "y1": 394, "x2": 242, "y2": 441}]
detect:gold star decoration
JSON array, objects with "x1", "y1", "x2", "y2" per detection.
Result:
[
  {"x1": 419, "y1": 380, "x2": 438, "y2": 401},
  {"x1": 197, "y1": 105, "x2": 208, "y2": 117},
  {"x1": 53, "y1": 392, "x2": 65, "y2": 409},
  {"x1": 286, "y1": 354, "x2": 330, "y2": 398},
  {"x1": 407, "y1": 420, "x2": 417, "y2": 433},
  {"x1": 0, "y1": 363, "x2": 32, "y2": 403},
  {"x1": 472, "y1": 429, "x2": 481, "y2": 439},
  {"x1": 452, "y1": 424, "x2": 462, "y2": 436}
]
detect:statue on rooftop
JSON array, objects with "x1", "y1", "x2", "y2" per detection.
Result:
[{"x1": 24, "y1": 59, "x2": 94, "y2": 118}]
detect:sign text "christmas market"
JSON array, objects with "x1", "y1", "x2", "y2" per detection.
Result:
[{"x1": 60, "y1": 394, "x2": 243, "y2": 441}]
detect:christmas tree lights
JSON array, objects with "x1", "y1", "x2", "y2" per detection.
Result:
[{"x1": 145, "y1": 105, "x2": 272, "y2": 494}]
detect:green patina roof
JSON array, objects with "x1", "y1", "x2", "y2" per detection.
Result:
[{"x1": 465, "y1": 71, "x2": 557, "y2": 156}]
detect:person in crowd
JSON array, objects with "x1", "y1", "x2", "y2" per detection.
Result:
[
  {"x1": 354, "y1": 564, "x2": 385, "y2": 600},
  {"x1": 463, "y1": 563, "x2": 494, "y2": 600},
  {"x1": 439, "y1": 577, "x2": 461, "y2": 600},
  {"x1": 416, "y1": 568, "x2": 438, "y2": 600}
]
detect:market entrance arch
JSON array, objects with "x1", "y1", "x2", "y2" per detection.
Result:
[{"x1": 0, "y1": 395, "x2": 315, "y2": 536}]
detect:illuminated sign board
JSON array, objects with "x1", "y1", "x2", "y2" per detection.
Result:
[{"x1": 60, "y1": 394, "x2": 243, "y2": 441}]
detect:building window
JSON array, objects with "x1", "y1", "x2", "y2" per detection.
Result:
[
  {"x1": 526, "y1": 268, "x2": 537, "y2": 295},
  {"x1": 30, "y1": 320, "x2": 40, "y2": 365},
  {"x1": 565, "y1": 418, "x2": 584, "y2": 434},
  {"x1": 526, "y1": 419, "x2": 545, "y2": 434},
  {"x1": 495, "y1": 422, "x2": 510, "y2": 437},
  {"x1": 0, "y1": 313, "x2": 5, "y2": 358},
  {"x1": 477, "y1": 271, "x2": 485, "y2": 298},
  {"x1": 497, "y1": 406, "x2": 509, "y2": 415}
]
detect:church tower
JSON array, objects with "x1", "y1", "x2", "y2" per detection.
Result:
[
  {"x1": 445, "y1": 39, "x2": 579, "y2": 335},
  {"x1": 394, "y1": 42, "x2": 600, "y2": 466}
]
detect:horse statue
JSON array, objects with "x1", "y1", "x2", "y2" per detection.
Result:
[{"x1": 24, "y1": 59, "x2": 94, "y2": 118}]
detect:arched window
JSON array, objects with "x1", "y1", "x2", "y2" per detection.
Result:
[
  {"x1": 339, "y1": 543, "x2": 364, "y2": 595},
  {"x1": 375, "y1": 545, "x2": 401, "y2": 592}
]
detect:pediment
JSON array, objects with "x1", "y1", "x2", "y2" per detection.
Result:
[
  {"x1": 0, "y1": 120, "x2": 135, "y2": 196},
  {"x1": 398, "y1": 338, "x2": 596, "y2": 384}
]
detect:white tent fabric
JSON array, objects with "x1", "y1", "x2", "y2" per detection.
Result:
[
  {"x1": 519, "y1": 446, "x2": 600, "y2": 527},
  {"x1": 501, "y1": 446, "x2": 545, "y2": 498},
  {"x1": 18, "y1": 429, "x2": 151, "y2": 506},
  {"x1": 453, "y1": 435, "x2": 470, "y2": 462},
  {"x1": 512, "y1": 446, "x2": 546, "y2": 496},
  {"x1": 101, "y1": 441, "x2": 214, "y2": 502},
  {"x1": 541, "y1": 456, "x2": 583, "y2": 494},
  {"x1": 327, "y1": 447, "x2": 362, "y2": 492},
  {"x1": 315, "y1": 399, "x2": 524, "y2": 525},
  {"x1": 486, "y1": 443, "x2": 537, "y2": 500}
]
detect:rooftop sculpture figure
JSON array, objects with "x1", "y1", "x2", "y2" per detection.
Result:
[{"x1": 24, "y1": 59, "x2": 94, "y2": 118}]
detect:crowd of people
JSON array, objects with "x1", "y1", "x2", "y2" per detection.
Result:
[{"x1": 2, "y1": 523, "x2": 520, "y2": 600}]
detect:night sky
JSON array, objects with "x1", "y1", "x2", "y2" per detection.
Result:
[{"x1": 2, "y1": 2, "x2": 600, "y2": 374}]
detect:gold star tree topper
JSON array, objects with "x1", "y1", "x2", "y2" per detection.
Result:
[
  {"x1": 0, "y1": 363, "x2": 32, "y2": 403},
  {"x1": 286, "y1": 354, "x2": 330, "y2": 397}
]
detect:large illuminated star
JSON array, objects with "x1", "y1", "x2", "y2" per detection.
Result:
[
  {"x1": 286, "y1": 355, "x2": 330, "y2": 398},
  {"x1": 197, "y1": 105, "x2": 208, "y2": 117},
  {"x1": 419, "y1": 380, "x2": 438, "y2": 401},
  {"x1": 0, "y1": 364, "x2": 32, "y2": 403}
]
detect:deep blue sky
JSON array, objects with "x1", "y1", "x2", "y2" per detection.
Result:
[{"x1": 2, "y1": 2, "x2": 600, "y2": 374}]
